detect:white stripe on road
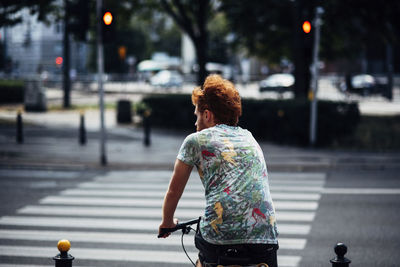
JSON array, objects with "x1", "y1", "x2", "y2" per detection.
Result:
[
  {"x1": 18, "y1": 205, "x2": 315, "y2": 222},
  {"x1": 17, "y1": 205, "x2": 202, "y2": 219},
  {"x1": 0, "y1": 170, "x2": 81, "y2": 179},
  {"x1": 39, "y1": 196, "x2": 318, "y2": 210},
  {"x1": 93, "y1": 171, "x2": 326, "y2": 181},
  {"x1": 93, "y1": 179, "x2": 325, "y2": 187},
  {"x1": 60, "y1": 189, "x2": 321, "y2": 201},
  {"x1": 93, "y1": 178, "x2": 325, "y2": 186},
  {"x1": 0, "y1": 245, "x2": 301, "y2": 267},
  {"x1": 322, "y1": 188, "x2": 400, "y2": 195},
  {"x1": 0, "y1": 229, "x2": 307, "y2": 250},
  {"x1": 269, "y1": 172, "x2": 326, "y2": 180},
  {"x1": 0, "y1": 265, "x2": 89, "y2": 267},
  {"x1": 78, "y1": 182, "x2": 324, "y2": 192},
  {"x1": 0, "y1": 216, "x2": 311, "y2": 235}
]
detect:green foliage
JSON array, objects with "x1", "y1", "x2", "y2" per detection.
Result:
[
  {"x1": 0, "y1": 0, "x2": 59, "y2": 27},
  {"x1": 220, "y1": 0, "x2": 294, "y2": 63},
  {"x1": 333, "y1": 115, "x2": 400, "y2": 152},
  {"x1": 142, "y1": 94, "x2": 195, "y2": 129},
  {"x1": 240, "y1": 99, "x2": 360, "y2": 147},
  {"x1": 221, "y1": 0, "x2": 400, "y2": 64},
  {"x1": 141, "y1": 94, "x2": 361, "y2": 147},
  {"x1": 208, "y1": 12, "x2": 230, "y2": 64},
  {"x1": 0, "y1": 80, "x2": 25, "y2": 103}
]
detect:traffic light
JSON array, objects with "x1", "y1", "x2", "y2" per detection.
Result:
[
  {"x1": 67, "y1": 0, "x2": 89, "y2": 41},
  {"x1": 101, "y1": 9, "x2": 116, "y2": 43},
  {"x1": 302, "y1": 20, "x2": 311, "y2": 34}
]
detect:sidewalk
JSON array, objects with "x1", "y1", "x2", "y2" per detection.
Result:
[{"x1": 1, "y1": 108, "x2": 399, "y2": 171}]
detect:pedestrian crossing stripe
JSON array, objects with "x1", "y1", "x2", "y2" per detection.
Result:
[
  {"x1": 0, "y1": 245, "x2": 302, "y2": 266},
  {"x1": 92, "y1": 171, "x2": 326, "y2": 181},
  {"x1": 0, "y1": 171, "x2": 327, "y2": 267},
  {"x1": 60, "y1": 188, "x2": 322, "y2": 200},
  {"x1": 0, "y1": 216, "x2": 312, "y2": 235},
  {"x1": 78, "y1": 182, "x2": 325, "y2": 192},
  {"x1": 0, "y1": 230, "x2": 307, "y2": 250},
  {"x1": 93, "y1": 178, "x2": 326, "y2": 186},
  {"x1": 39, "y1": 196, "x2": 319, "y2": 210},
  {"x1": 17, "y1": 205, "x2": 316, "y2": 222}
]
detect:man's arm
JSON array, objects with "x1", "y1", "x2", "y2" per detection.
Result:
[{"x1": 159, "y1": 159, "x2": 193, "y2": 237}]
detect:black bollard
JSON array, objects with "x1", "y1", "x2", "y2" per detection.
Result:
[
  {"x1": 143, "y1": 110, "x2": 151, "y2": 146},
  {"x1": 79, "y1": 111, "x2": 86, "y2": 145},
  {"x1": 16, "y1": 109, "x2": 23, "y2": 144},
  {"x1": 330, "y1": 243, "x2": 351, "y2": 267},
  {"x1": 53, "y1": 239, "x2": 74, "y2": 267}
]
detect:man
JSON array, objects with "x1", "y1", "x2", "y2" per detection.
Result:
[{"x1": 159, "y1": 74, "x2": 279, "y2": 267}]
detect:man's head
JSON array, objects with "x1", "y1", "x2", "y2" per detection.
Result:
[{"x1": 192, "y1": 74, "x2": 242, "y2": 131}]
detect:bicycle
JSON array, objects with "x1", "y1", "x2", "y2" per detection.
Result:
[{"x1": 158, "y1": 217, "x2": 271, "y2": 267}]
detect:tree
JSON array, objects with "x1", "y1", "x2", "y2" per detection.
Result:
[
  {"x1": 0, "y1": 0, "x2": 59, "y2": 28},
  {"x1": 220, "y1": 0, "x2": 314, "y2": 98},
  {"x1": 220, "y1": 0, "x2": 400, "y2": 99},
  {"x1": 159, "y1": 0, "x2": 212, "y2": 85}
]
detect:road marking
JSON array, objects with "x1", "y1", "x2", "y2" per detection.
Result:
[
  {"x1": 0, "y1": 230, "x2": 307, "y2": 250},
  {"x1": 269, "y1": 172, "x2": 327, "y2": 180},
  {"x1": 60, "y1": 189, "x2": 321, "y2": 201},
  {"x1": 39, "y1": 196, "x2": 318, "y2": 210},
  {"x1": 78, "y1": 182, "x2": 325, "y2": 192},
  {"x1": 0, "y1": 216, "x2": 311, "y2": 235},
  {"x1": 323, "y1": 188, "x2": 400, "y2": 195},
  {"x1": 0, "y1": 171, "x2": 328, "y2": 267},
  {"x1": 0, "y1": 245, "x2": 301, "y2": 267},
  {"x1": 0, "y1": 265, "x2": 89, "y2": 267},
  {"x1": 18, "y1": 205, "x2": 315, "y2": 222},
  {"x1": 93, "y1": 171, "x2": 326, "y2": 181},
  {"x1": 0, "y1": 169, "x2": 81, "y2": 179}
]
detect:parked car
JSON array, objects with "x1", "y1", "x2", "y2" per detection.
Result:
[
  {"x1": 339, "y1": 74, "x2": 386, "y2": 96},
  {"x1": 259, "y1": 73, "x2": 295, "y2": 92},
  {"x1": 150, "y1": 70, "x2": 183, "y2": 88}
]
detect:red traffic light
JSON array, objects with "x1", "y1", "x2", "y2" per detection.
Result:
[
  {"x1": 103, "y1": 11, "x2": 113, "y2": 25},
  {"x1": 55, "y1": 57, "x2": 63, "y2": 65},
  {"x1": 302, "y1": 21, "x2": 311, "y2": 33}
]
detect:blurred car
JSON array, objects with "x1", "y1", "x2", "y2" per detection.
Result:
[
  {"x1": 150, "y1": 70, "x2": 183, "y2": 88},
  {"x1": 259, "y1": 73, "x2": 295, "y2": 92},
  {"x1": 339, "y1": 74, "x2": 381, "y2": 96}
]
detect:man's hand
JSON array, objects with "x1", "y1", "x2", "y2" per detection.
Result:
[{"x1": 158, "y1": 218, "x2": 179, "y2": 238}]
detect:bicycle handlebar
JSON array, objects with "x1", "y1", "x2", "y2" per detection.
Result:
[{"x1": 158, "y1": 217, "x2": 201, "y2": 238}]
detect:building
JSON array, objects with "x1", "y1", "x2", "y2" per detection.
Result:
[{"x1": 2, "y1": 7, "x2": 87, "y2": 79}]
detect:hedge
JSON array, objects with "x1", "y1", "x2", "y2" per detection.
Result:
[
  {"x1": 0, "y1": 80, "x2": 25, "y2": 103},
  {"x1": 142, "y1": 94, "x2": 360, "y2": 147}
]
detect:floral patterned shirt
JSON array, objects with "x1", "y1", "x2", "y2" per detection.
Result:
[{"x1": 177, "y1": 124, "x2": 278, "y2": 245}]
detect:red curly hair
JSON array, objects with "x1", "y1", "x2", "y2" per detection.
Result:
[{"x1": 192, "y1": 74, "x2": 242, "y2": 126}]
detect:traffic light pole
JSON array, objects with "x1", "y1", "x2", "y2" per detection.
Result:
[
  {"x1": 309, "y1": 7, "x2": 323, "y2": 146},
  {"x1": 97, "y1": 0, "x2": 107, "y2": 166},
  {"x1": 63, "y1": 0, "x2": 71, "y2": 108}
]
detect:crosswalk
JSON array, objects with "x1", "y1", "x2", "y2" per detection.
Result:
[{"x1": 0, "y1": 170, "x2": 326, "y2": 267}]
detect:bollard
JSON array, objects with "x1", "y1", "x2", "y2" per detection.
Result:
[
  {"x1": 16, "y1": 109, "x2": 23, "y2": 144},
  {"x1": 53, "y1": 239, "x2": 74, "y2": 267},
  {"x1": 79, "y1": 111, "x2": 86, "y2": 145},
  {"x1": 330, "y1": 243, "x2": 351, "y2": 267},
  {"x1": 143, "y1": 109, "x2": 151, "y2": 146}
]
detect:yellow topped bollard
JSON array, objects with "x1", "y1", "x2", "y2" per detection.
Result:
[
  {"x1": 53, "y1": 239, "x2": 74, "y2": 267},
  {"x1": 57, "y1": 239, "x2": 71, "y2": 252}
]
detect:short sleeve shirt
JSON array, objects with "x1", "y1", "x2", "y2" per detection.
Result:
[{"x1": 177, "y1": 124, "x2": 278, "y2": 245}]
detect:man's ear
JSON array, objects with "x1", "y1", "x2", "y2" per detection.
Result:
[{"x1": 205, "y1": 110, "x2": 215, "y2": 124}]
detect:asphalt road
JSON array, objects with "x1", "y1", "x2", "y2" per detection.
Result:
[
  {"x1": 0, "y1": 167, "x2": 399, "y2": 267},
  {"x1": 301, "y1": 169, "x2": 400, "y2": 267}
]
